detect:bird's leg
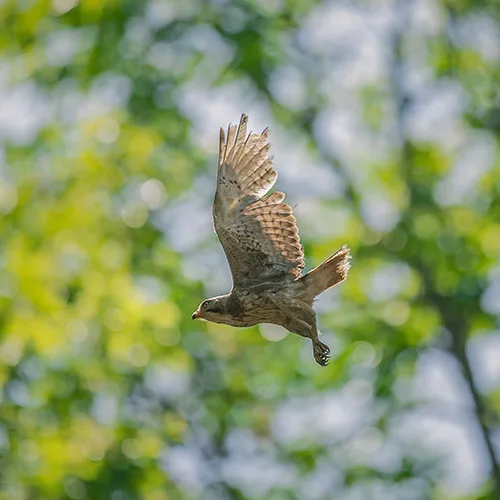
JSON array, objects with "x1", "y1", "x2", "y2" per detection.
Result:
[
  {"x1": 276, "y1": 300, "x2": 330, "y2": 367},
  {"x1": 281, "y1": 317, "x2": 312, "y2": 339},
  {"x1": 308, "y1": 313, "x2": 331, "y2": 367},
  {"x1": 294, "y1": 304, "x2": 330, "y2": 367}
]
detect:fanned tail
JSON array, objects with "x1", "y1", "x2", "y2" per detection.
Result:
[{"x1": 300, "y1": 245, "x2": 351, "y2": 299}]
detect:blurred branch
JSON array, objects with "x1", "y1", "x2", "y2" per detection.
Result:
[
  {"x1": 390, "y1": 2, "x2": 500, "y2": 498},
  {"x1": 419, "y1": 269, "x2": 500, "y2": 493}
]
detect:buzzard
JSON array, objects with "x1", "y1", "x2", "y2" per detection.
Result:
[{"x1": 192, "y1": 114, "x2": 350, "y2": 366}]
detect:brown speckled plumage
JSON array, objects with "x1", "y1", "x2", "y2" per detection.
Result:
[{"x1": 193, "y1": 114, "x2": 351, "y2": 366}]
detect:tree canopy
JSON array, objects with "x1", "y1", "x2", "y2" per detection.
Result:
[{"x1": 1, "y1": 0, "x2": 500, "y2": 499}]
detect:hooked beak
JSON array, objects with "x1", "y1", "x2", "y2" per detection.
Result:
[{"x1": 192, "y1": 310, "x2": 200, "y2": 320}]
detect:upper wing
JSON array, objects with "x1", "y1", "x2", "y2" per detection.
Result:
[{"x1": 213, "y1": 114, "x2": 304, "y2": 287}]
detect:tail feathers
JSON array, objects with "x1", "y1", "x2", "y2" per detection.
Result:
[{"x1": 300, "y1": 245, "x2": 351, "y2": 298}]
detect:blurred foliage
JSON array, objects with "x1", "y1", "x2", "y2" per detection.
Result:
[{"x1": 1, "y1": 0, "x2": 500, "y2": 499}]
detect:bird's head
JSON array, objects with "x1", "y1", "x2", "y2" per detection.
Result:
[{"x1": 192, "y1": 297, "x2": 227, "y2": 323}]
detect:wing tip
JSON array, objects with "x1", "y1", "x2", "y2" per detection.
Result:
[
  {"x1": 218, "y1": 127, "x2": 226, "y2": 166},
  {"x1": 236, "y1": 113, "x2": 249, "y2": 142}
]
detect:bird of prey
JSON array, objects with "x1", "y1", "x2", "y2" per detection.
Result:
[{"x1": 192, "y1": 114, "x2": 350, "y2": 366}]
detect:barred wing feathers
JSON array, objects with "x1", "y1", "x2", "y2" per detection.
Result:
[{"x1": 213, "y1": 114, "x2": 304, "y2": 286}]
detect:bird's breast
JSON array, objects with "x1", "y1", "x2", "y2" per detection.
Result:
[{"x1": 227, "y1": 289, "x2": 284, "y2": 326}]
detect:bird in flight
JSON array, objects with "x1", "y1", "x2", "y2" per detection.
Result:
[{"x1": 192, "y1": 114, "x2": 350, "y2": 366}]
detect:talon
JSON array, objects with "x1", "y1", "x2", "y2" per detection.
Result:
[{"x1": 313, "y1": 340, "x2": 331, "y2": 367}]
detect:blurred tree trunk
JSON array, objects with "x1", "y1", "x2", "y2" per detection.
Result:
[{"x1": 390, "y1": 2, "x2": 500, "y2": 498}]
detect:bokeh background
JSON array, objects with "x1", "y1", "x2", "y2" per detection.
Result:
[{"x1": 1, "y1": 0, "x2": 500, "y2": 499}]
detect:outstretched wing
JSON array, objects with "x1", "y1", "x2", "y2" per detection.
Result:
[{"x1": 213, "y1": 114, "x2": 304, "y2": 287}]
